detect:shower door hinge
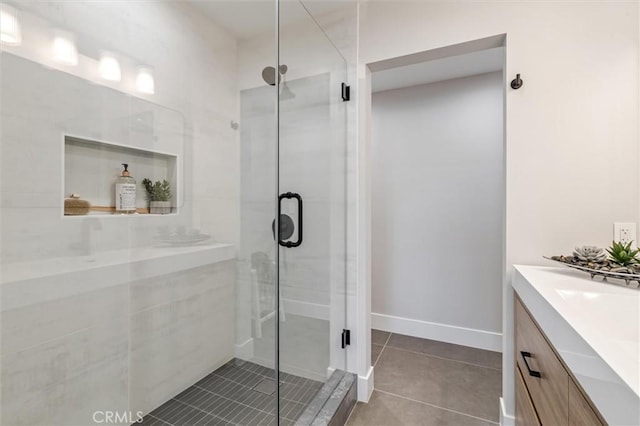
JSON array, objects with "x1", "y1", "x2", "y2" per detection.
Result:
[
  {"x1": 341, "y1": 83, "x2": 350, "y2": 102},
  {"x1": 341, "y1": 329, "x2": 351, "y2": 349}
]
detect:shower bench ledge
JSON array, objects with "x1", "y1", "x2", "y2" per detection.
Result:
[{"x1": 1, "y1": 242, "x2": 234, "y2": 311}]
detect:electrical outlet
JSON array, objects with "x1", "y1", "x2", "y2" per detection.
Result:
[{"x1": 614, "y1": 223, "x2": 637, "y2": 246}]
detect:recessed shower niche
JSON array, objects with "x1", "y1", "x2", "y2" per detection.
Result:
[{"x1": 63, "y1": 135, "x2": 179, "y2": 216}]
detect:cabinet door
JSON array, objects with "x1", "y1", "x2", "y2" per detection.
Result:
[
  {"x1": 569, "y1": 379, "x2": 604, "y2": 426},
  {"x1": 515, "y1": 296, "x2": 569, "y2": 425},
  {"x1": 516, "y1": 365, "x2": 541, "y2": 426}
]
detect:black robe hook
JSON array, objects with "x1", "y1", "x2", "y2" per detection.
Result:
[{"x1": 511, "y1": 74, "x2": 523, "y2": 90}]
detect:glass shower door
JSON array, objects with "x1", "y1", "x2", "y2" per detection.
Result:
[{"x1": 276, "y1": 0, "x2": 349, "y2": 421}]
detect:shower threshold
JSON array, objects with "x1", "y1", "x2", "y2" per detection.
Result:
[{"x1": 139, "y1": 358, "x2": 355, "y2": 426}]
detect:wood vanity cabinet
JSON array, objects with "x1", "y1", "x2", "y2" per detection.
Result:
[
  {"x1": 514, "y1": 295, "x2": 606, "y2": 426},
  {"x1": 568, "y1": 379, "x2": 604, "y2": 426},
  {"x1": 516, "y1": 365, "x2": 541, "y2": 426}
]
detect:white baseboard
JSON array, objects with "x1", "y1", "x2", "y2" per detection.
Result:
[
  {"x1": 500, "y1": 397, "x2": 515, "y2": 426},
  {"x1": 283, "y1": 298, "x2": 329, "y2": 321},
  {"x1": 371, "y1": 312, "x2": 502, "y2": 352},
  {"x1": 357, "y1": 366, "x2": 374, "y2": 402},
  {"x1": 234, "y1": 338, "x2": 254, "y2": 360}
]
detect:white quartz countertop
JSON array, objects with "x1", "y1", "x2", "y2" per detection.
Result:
[
  {"x1": 1, "y1": 242, "x2": 235, "y2": 311},
  {"x1": 513, "y1": 265, "x2": 639, "y2": 425}
]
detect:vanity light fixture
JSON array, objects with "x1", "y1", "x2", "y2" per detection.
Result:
[
  {"x1": 0, "y1": 4, "x2": 22, "y2": 46},
  {"x1": 136, "y1": 67, "x2": 155, "y2": 94},
  {"x1": 52, "y1": 32, "x2": 78, "y2": 66},
  {"x1": 99, "y1": 53, "x2": 121, "y2": 81}
]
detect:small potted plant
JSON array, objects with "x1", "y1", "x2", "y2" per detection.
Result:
[
  {"x1": 142, "y1": 178, "x2": 172, "y2": 214},
  {"x1": 606, "y1": 240, "x2": 639, "y2": 267}
]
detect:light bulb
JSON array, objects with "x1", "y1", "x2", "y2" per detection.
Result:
[
  {"x1": 136, "y1": 67, "x2": 155, "y2": 94},
  {"x1": 1, "y1": 5, "x2": 22, "y2": 46},
  {"x1": 99, "y1": 54, "x2": 121, "y2": 81},
  {"x1": 52, "y1": 33, "x2": 78, "y2": 66}
]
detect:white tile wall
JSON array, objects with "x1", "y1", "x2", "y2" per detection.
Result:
[
  {"x1": 129, "y1": 261, "x2": 235, "y2": 415},
  {"x1": 1, "y1": 258, "x2": 235, "y2": 425},
  {"x1": 1, "y1": 283, "x2": 129, "y2": 356},
  {"x1": 0, "y1": 0, "x2": 240, "y2": 263},
  {"x1": 2, "y1": 319, "x2": 129, "y2": 425},
  {"x1": 1, "y1": 1, "x2": 239, "y2": 424}
]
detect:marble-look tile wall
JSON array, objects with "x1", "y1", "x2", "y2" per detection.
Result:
[
  {"x1": 129, "y1": 261, "x2": 236, "y2": 416},
  {"x1": 1, "y1": 258, "x2": 235, "y2": 425},
  {"x1": 1, "y1": 1, "x2": 239, "y2": 424},
  {"x1": 1, "y1": 284, "x2": 129, "y2": 425},
  {"x1": 0, "y1": 0, "x2": 240, "y2": 263}
]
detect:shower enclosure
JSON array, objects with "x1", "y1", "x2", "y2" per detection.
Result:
[{"x1": 0, "y1": 1, "x2": 351, "y2": 424}]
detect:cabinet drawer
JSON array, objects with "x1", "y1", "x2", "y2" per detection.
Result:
[
  {"x1": 569, "y1": 378, "x2": 604, "y2": 426},
  {"x1": 515, "y1": 296, "x2": 569, "y2": 425},
  {"x1": 516, "y1": 364, "x2": 541, "y2": 426}
]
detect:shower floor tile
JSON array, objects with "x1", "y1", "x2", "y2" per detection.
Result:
[
  {"x1": 143, "y1": 358, "x2": 322, "y2": 425},
  {"x1": 253, "y1": 379, "x2": 277, "y2": 395}
]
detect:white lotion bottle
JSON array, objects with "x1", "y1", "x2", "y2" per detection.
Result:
[{"x1": 115, "y1": 163, "x2": 137, "y2": 214}]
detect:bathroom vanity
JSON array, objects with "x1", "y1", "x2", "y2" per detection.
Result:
[{"x1": 512, "y1": 266, "x2": 639, "y2": 426}]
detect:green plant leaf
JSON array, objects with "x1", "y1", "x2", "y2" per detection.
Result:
[
  {"x1": 141, "y1": 178, "x2": 172, "y2": 201},
  {"x1": 607, "y1": 240, "x2": 639, "y2": 266}
]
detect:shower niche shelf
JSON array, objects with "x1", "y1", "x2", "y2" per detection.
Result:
[{"x1": 63, "y1": 135, "x2": 179, "y2": 217}]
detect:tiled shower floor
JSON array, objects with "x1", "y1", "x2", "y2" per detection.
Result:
[{"x1": 140, "y1": 359, "x2": 323, "y2": 426}]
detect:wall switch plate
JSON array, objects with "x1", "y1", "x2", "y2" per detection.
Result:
[{"x1": 613, "y1": 223, "x2": 637, "y2": 246}]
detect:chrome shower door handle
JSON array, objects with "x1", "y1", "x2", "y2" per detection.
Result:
[{"x1": 278, "y1": 192, "x2": 303, "y2": 248}]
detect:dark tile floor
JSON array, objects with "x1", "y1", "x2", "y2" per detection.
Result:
[
  {"x1": 347, "y1": 330, "x2": 502, "y2": 426},
  {"x1": 141, "y1": 358, "x2": 323, "y2": 426}
]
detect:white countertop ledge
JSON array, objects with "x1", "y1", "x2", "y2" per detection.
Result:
[
  {"x1": 1, "y1": 242, "x2": 235, "y2": 311},
  {"x1": 513, "y1": 265, "x2": 639, "y2": 425}
]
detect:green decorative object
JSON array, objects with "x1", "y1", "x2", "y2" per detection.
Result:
[
  {"x1": 142, "y1": 178, "x2": 172, "y2": 214},
  {"x1": 142, "y1": 178, "x2": 172, "y2": 201},
  {"x1": 606, "y1": 240, "x2": 639, "y2": 266},
  {"x1": 548, "y1": 242, "x2": 640, "y2": 288}
]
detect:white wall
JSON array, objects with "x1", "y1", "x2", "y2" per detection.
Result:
[
  {"x1": 359, "y1": 0, "x2": 639, "y2": 419},
  {"x1": 361, "y1": 0, "x2": 639, "y2": 269},
  {"x1": 371, "y1": 72, "x2": 504, "y2": 350}
]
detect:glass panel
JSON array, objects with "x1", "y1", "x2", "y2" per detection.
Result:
[
  {"x1": 276, "y1": 0, "x2": 348, "y2": 421},
  {"x1": 236, "y1": 0, "x2": 282, "y2": 420},
  {"x1": 0, "y1": 1, "x2": 278, "y2": 424}
]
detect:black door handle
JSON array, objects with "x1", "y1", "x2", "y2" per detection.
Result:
[
  {"x1": 520, "y1": 351, "x2": 541, "y2": 378},
  {"x1": 278, "y1": 192, "x2": 303, "y2": 248}
]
